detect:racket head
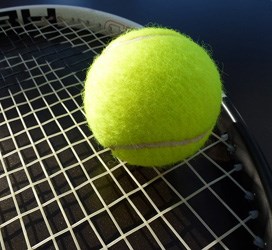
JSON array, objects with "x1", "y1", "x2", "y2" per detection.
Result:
[{"x1": 0, "y1": 5, "x2": 271, "y2": 250}]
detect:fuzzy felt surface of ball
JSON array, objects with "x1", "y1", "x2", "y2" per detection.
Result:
[{"x1": 84, "y1": 27, "x2": 222, "y2": 167}]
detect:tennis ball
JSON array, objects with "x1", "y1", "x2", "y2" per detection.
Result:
[{"x1": 84, "y1": 27, "x2": 222, "y2": 167}]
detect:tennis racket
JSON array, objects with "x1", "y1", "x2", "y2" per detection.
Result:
[{"x1": 0, "y1": 5, "x2": 271, "y2": 250}]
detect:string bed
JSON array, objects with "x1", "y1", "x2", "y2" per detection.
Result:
[{"x1": 0, "y1": 16, "x2": 267, "y2": 249}]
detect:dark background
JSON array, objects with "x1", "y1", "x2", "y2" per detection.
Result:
[{"x1": 1, "y1": 0, "x2": 272, "y2": 167}]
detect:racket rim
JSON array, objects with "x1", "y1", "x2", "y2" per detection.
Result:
[
  {"x1": 223, "y1": 97, "x2": 272, "y2": 210},
  {"x1": 0, "y1": 5, "x2": 271, "y2": 249}
]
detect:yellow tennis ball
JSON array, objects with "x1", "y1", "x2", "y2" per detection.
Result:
[{"x1": 84, "y1": 27, "x2": 222, "y2": 167}]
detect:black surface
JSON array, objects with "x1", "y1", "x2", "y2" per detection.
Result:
[{"x1": 0, "y1": 0, "x2": 271, "y2": 168}]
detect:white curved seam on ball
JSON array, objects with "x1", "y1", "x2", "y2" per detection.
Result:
[
  {"x1": 110, "y1": 129, "x2": 211, "y2": 150},
  {"x1": 106, "y1": 34, "x2": 179, "y2": 50}
]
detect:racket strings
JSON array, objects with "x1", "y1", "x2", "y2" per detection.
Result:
[
  {"x1": 0, "y1": 19, "x2": 103, "y2": 92},
  {"x1": 0, "y1": 16, "x2": 267, "y2": 249}
]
